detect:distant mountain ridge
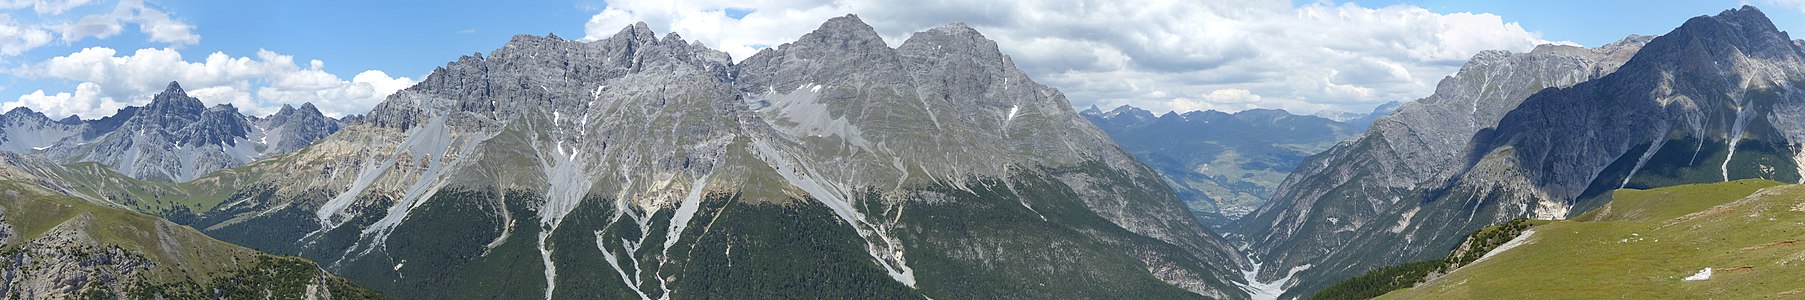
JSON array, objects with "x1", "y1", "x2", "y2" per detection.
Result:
[
  {"x1": 1083, "y1": 103, "x2": 1393, "y2": 225},
  {"x1": 0, "y1": 82, "x2": 344, "y2": 182}
]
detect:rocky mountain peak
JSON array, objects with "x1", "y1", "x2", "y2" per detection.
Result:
[
  {"x1": 146, "y1": 83, "x2": 201, "y2": 109},
  {"x1": 160, "y1": 81, "x2": 185, "y2": 96},
  {"x1": 734, "y1": 14, "x2": 902, "y2": 95},
  {"x1": 1, "y1": 107, "x2": 43, "y2": 120},
  {"x1": 769, "y1": 14, "x2": 883, "y2": 58},
  {"x1": 899, "y1": 21, "x2": 1004, "y2": 61},
  {"x1": 1081, "y1": 104, "x2": 1103, "y2": 115},
  {"x1": 266, "y1": 102, "x2": 328, "y2": 123},
  {"x1": 1626, "y1": 5, "x2": 1799, "y2": 73},
  {"x1": 615, "y1": 21, "x2": 657, "y2": 41},
  {"x1": 1602, "y1": 34, "x2": 1657, "y2": 51},
  {"x1": 296, "y1": 102, "x2": 321, "y2": 114},
  {"x1": 911, "y1": 22, "x2": 988, "y2": 46},
  {"x1": 1716, "y1": 5, "x2": 1773, "y2": 27},
  {"x1": 1103, "y1": 104, "x2": 1154, "y2": 119},
  {"x1": 133, "y1": 81, "x2": 207, "y2": 129}
]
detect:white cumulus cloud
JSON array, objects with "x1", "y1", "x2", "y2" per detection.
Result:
[
  {"x1": 11, "y1": 47, "x2": 415, "y2": 118},
  {"x1": 0, "y1": 14, "x2": 51, "y2": 56},
  {"x1": 0, "y1": 0, "x2": 197, "y2": 59},
  {"x1": 54, "y1": 0, "x2": 197, "y2": 45},
  {"x1": 0, "y1": 0, "x2": 92, "y2": 15},
  {"x1": 1757, "y1": 0, "x2": 1805, "y2": 13},
  {"x1": 581, "y1": 0, "x2": 1568, "y2": 114},
  {"x1": 0, "y1": 81, "x2": 122, "y2": 118}
]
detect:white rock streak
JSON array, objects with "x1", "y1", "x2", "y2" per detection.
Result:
[{"x1": 748, "y1": 136, "x2": 917, "y2": 287}]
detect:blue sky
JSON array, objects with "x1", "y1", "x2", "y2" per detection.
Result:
[
  {"x1": 156, "y1": 0, "x2": 593, "y2": 81},
  {"x1": 0, "y1": 0, "x2": 1798, "y2": 119},
  {"x1": 1368, "y1": 1, "x2": 1805, "y2": 46}
]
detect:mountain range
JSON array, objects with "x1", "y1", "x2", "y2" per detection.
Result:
[
  {"x1": 2, "y1": 4, "x2": 1801, "y2": 300},
  {"x1": 0, "y1": 15, "x2": 1253, "y2": 299},
  {"x1": 0, "y1": 82, "x2": 344, "y2": 182}
]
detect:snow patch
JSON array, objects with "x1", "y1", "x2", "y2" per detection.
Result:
[{"x1": 1683, "y1": 267, "x2": 1712, "y2": 281}]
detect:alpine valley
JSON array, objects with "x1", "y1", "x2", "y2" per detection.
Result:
[
  {"x1": 1082, "y1": 104, "x2": 1395, "y2": 227},
  {"x1": 5, "y1": 3, "x2": 1805, "y2": 300}
]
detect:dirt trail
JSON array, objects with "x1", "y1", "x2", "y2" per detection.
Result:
[{"x1": 1740, "y1": 240, "x2": 1800, "y2": 251}]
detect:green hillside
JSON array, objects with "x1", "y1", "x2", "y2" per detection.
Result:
[
  {"x1": 0, "y1": 178, "x2": 383, "y2": 299},
  {"x1": 1379, "y1": 179, "x2": 1805, "y2": 299}
]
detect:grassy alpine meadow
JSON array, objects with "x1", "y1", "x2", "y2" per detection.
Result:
[{"x1": 1381, "y1": 179, "x2": 1805, "y2": 299}]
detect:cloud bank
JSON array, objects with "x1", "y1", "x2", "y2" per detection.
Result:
[
  {"x1": 7, "y1": 47, "x2": 414, "y2": 118},
  {"x1": 583, "y1": 0, "x2": 1568, "y2": 114},
  {"x1": 0, "y1": 0, "x2": 413, "y2": 119}
]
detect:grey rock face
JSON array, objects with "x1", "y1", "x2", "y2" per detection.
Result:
[
  {"x1": 1237, "y1": 6, "x2": 1805, "y2": 299},
  {"x1": 1479, "y1": 5, "x2": 1805, "y2": 202},
  {"x1": 1235, "y1": 29, "x2": 1651, "y2": 298},
  {"x1": 181, "y1": 14, "x2": 1248, "y2": 299}
]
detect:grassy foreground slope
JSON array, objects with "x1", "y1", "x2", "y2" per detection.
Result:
[
  {"x1": 1381, "y1": 179, "x2": 1805, "y2": 299},
  {"x1": 0, "y1": 175, "x2": 382, "y2": 298}
]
